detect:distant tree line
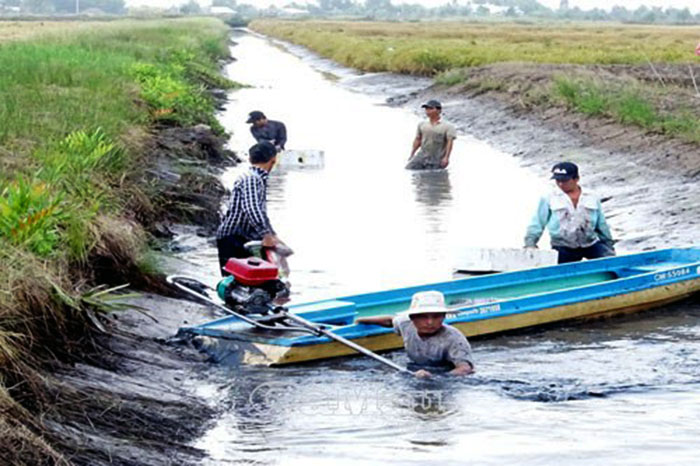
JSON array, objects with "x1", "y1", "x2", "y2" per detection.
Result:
[
  {"x1": 246, "y1": 0, "x2": 700, "y2": 25},
  {"x1": 0, "y1": 0, "x2": 125, "y2": 14},
  {"x1": 1, "y1": 0, "x2": 699, "y2": 25}
]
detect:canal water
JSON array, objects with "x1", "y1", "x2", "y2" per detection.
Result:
[{"x1": 183, "y1": 31, "x2": 700, "y2": 465}]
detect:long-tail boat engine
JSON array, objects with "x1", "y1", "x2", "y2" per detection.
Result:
[{"x1": 216, "y1": 257, "x2": 289, "y2": 314}]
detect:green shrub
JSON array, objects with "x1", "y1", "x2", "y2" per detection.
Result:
[
  {"x1": 576, "y1": 88, "x2": 606, "y2": 116},
  {"x1": 660, "y1": 114, "x2": 699, "y2": 140},
  {"x1": 554, "y1": 77, "x2": 578, "y2": 104},
  {"x1": 435, "y1": 68, "x2": 469, "y2": 86},
  {"x1": 616, "y1": 94, "x2": 657, "y2": 126},
  {"x1": 130, "y1": 61, "x2": 222, "y2": 131},
  {"x1": 413, "y1": 49, "x2": 453, "y2": 74},
  {"x1": 554, "y1": 77, "x2": 605, "y2": 115},
  {"x1": 0, "y1": 178, "x2": 65, "y2": 257}
]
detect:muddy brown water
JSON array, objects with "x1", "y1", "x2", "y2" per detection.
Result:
[{"x1": 170, "y1": 31, "x2": 700, "y2": 465}]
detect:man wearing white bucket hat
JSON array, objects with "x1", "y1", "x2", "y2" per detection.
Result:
[{"x1": 356, "y1": 290, "x2": 474, "y2": 378}]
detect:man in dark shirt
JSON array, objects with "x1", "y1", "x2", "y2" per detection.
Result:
[
  {"x1": 246, "y1": 111, "x2": 287, "y2": 152},
  {"x1": 216, "y1": 141, "x2": 287, "y2": 274}
]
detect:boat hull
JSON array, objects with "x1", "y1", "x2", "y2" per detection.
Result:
[
  {"x1": 183, "y1": 248, "x2": 700, "y2": 366},
  {"x1": 227, "y1": 275, "x2": 700, "y2": 366}
]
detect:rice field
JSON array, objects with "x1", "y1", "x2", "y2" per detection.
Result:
[
  {"x1": 250, "y1": 20, "x2": 700, "y2": 74},
  {"x1": 0, "y1": 20, "x2": 97, "y2": 42},
  {"x1": 251, "y1": 19, "x2": 700, "y2": 143}
]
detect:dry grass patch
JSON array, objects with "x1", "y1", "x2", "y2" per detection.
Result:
[
  {"x1": 251, "y1": 20, "x2": 700, "y2": 74},
  {"x1": 0, "y1": 21, "x2": 97, "y2": 43}
]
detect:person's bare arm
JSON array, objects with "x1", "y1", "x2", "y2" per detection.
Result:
[
  {"x1": 355, "y1": 315, "x2": 394, "y2": 327},
  {"x1": 262, "y1": 234, "x2": 279, "y2": 248},
  {"x1": 440, "y1": 137, "x2": 455, "y2": 168},
  {"x1": 409, "y1": 133, "x2": 422, "y2": 160},
  {"x1": 449, "y1": 362, "x2": 474, "y2": 376}
]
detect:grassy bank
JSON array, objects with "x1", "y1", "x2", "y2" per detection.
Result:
[
  {"x1": 0, "y1": 18, "x2": 235, "y2": 464},
  {"x1": 550, "y1": 76, "x2": 699, "y2": 142},
  {"x1": 251, "y1": 19, "x2": 700, "y2": 144}
]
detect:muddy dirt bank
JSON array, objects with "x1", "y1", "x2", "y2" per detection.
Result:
[
  {"x1": 386, "y1": 63, "x2": 700, "y2": 252},
  {"x1": 34, "y1": 120, "x2": 239, "y2": 465},
  {"x1": 45, "y1": 295, "x2": 221, "y2": 465},
  {"x1": 24, "y1": 123, "x2": 241, "y2": 464}
]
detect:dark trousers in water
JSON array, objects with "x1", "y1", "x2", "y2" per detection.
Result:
[
  {"x1": 216, "y1": 234, "x2": 252, "y2": 275},
  {"x1": 553, "y1": 241, "x2": 615, "y2": 264}
]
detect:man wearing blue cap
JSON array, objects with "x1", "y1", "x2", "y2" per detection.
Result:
[
  {"x1": 406, "y1": 99, "x2": 457, "y2": 170},
  {"x1": 524, "y1": 161, "x2": 615, "y2": 264}
]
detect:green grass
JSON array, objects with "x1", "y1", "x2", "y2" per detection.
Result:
[
  {"x1": 0, "y1": 18, "x2": 236, "y2": 259},
  {"x1": 552, "y1": 76, "x2": 700, "y2": 142},
  {"x1": 0, "y1": 18, "x2": 236, "y2": 462},
  {"x1": 251, "y1": 19, "x2": 700, "y2": 75},
  {"x1": 435, "y1": 68, "x2": 469, "y2": 86},
  {"x1": 553, "y1": 77, "x2": 606, "y2": 115}
]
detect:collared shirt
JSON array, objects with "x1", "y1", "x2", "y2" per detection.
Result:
[
  {"x1": 391, "y1": 314, "x2": 474, "y2": 368},
  {"x1": 216, "y1": 166, "x2": 275, "y2": 240},
  {"x1": 524, "y1": 187, "x2": 614, "y2": 249},
  {"x1": 405, "y1": 119, "x2": 457, "y2": 169},
  {"x1": 250, "y1": 120, "x2": 287, "y2": 150}
]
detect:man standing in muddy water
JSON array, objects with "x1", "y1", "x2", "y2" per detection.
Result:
[
  {"x1": 524, "y1": 161, "x2": 615, "y2": 264},
  {"x1": 406, "y1": 99, "x2": 457, "y2": 170},
  {"x1": 215, "y1": 141, "x2": 288, "y2": 274}
]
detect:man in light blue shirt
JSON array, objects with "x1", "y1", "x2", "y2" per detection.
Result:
[{"x1": 524, "y1": 162, "x2": 615, "y2": 264}]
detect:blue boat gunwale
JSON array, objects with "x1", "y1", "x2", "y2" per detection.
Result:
[
  {"x1": 184, "y1": 248, "x2": 700, "y2": 347},
  {"x1": 327, "y1": 248, "x2": 696, "y2": 311},
  {"x1": 281, "y1": 259, "x2": 700, "y2": 347}
]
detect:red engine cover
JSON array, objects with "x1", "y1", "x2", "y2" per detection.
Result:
[{"x1": 223, "y1": 257, "x2": 279, "y2": 286}]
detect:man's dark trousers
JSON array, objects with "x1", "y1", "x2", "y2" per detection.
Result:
[
  {"x1": 217, "y1": 234, "x2": 253, "y2": 275},
  {"x1": 553, "y1": 241, "x2": 615, "y2": 264}
]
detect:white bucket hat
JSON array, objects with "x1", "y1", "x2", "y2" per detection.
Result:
[{"x1": 406, "y1": 290, "x2": 448, "y2": 316}]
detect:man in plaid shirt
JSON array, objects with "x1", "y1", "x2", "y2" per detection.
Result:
[{"x1": 216, "y1": 141, "x2": 286, "y2": 274}]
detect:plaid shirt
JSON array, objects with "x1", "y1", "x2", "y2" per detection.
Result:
[{"x1": 216, "y1": 166, "x2": 275, "y2": 240}]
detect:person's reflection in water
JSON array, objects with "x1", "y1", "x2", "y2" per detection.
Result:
[
  {"x1": 411, "y1": 170, "x2": 453, "y2": 238},
  {"x1": 411, "y1": 169, "x2": 453, "y2": 208}
]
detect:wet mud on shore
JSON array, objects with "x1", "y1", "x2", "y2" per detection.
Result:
[
  {"x1": 46, "y1": 296, "x2": 222, "y2": 465},
  {"x1": 38, "y1": 108, "x2": 240, "y2": 464}
]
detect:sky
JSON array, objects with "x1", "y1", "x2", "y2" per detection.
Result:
[{"x1": 125, "y1": 0, "x2": 700, "y2": 14}]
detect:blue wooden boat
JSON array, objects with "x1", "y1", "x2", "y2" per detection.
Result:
[{"x1": 179, "y1": 247, "x2": 700, "y2": 366}]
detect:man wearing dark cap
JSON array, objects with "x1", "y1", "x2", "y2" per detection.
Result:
[
  {"x1": 406, "y1": 99, "x2": 457, "y2": 170},
  {"x1": 524, "y1": 162, "x2": 615, "y2": 264},
  {"x1": 216, "y1": 141, "x2": 288, "y2": 274},
  {"x1": 247, "y1": 111, "x2": 287, "y2": 152}
]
